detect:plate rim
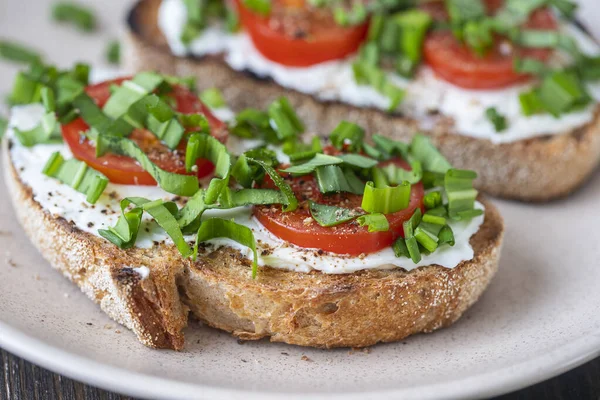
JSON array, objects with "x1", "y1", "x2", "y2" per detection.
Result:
[{"x1": 1, "y1": 319, "x2": 599, "y2": 400}]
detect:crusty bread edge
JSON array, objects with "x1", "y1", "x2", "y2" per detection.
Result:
[
  {"x1": 2, "y1": 137, "x2": 505, "y2": 349},
  {"x1": 2, "y1": 139, "x2": 190, "y2": 350},
  {"x1": 123, "y1": 0, "x2": 600, "y2": 202}
]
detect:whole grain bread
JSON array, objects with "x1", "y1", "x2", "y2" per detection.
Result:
[
  {"x1": 3, "y1": 138, "x2": 504, "y2": 350},
  {"x1": 124, "y1": 0, "x2": 600, "y2": 202}
]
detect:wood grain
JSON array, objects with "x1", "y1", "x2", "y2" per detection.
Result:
[{"x1": 1, "y1": 348, "x2": 599, "y2": 399}]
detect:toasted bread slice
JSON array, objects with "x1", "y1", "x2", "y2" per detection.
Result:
[
  {"x1": 124, "y1": 0, "x2": 600, "y2": 202},
  {"x1": 3, "y1": 137, "x2": 504, "y2": 350}
]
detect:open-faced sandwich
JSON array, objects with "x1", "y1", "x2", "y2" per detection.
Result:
[
  {"x1": 3, "y1": 63, "x2": 503, "y2": 349},
  {"x1": 125, "y1": 0, "x2": 600, "y2": 201}
]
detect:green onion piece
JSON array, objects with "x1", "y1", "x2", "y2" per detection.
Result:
[
  {"x1": 344, "y1": 168, "x2": 367, "y2": 194},
  {"x1": 14, "y1": 93, "x2": 62, "y2": 147},
  {"x1": 118, "y1": 94, "x2": 186, "y2": 149},
  {"x1": 230, "y1": 188, "x2": 288, "y2": 207},
  {"x1": 200, "y1": 87, "x2": 226, "y2": 108},
  {"x1": 230, "y1": 148, "x2": 278, "y2": 188},
  {"x1": 463, "y1": 19, "x2": 494, "y2": 57},
  {"x1": 423, "y1": 191, "x2": 442, "y2": 209},
  {"x1": 357, "y1": 213, "x2": 390, "y2": 232},
  {"x1": 96, "y1": 135, "x2": 199, "y2": 196},
  {"x1": 402, "y1": 208, "x2": 422, "y2": 263},
  {"x1": 106, "y1": 40, "x2": 120, "y2": 65},
  {"x1": 493, "y1": 0, "x2": 547, "y2": 32},
  {"x1": 395, "y1": 9, "x2": 433, "y2": 63},
  {"x1": 414, "y1": 226, "x2": 439, "y2": 252},
  {"x1": 309, "y1": 201, "x2": 364, "y2": 227},
  {"x1": 337, "y1": 153, "x2": 378, "y2": 169},
  {"x1": 362, "y1": 142, "x2": 384, "y2": 160},
  {"x1": 548, "y1": 0, "x2": 577, "y2": 18},
  {"x1": 268, "y1": 97, "x2": 304, "y2": 141},
  {"x1": 537, "y1": 71, "x2": 591, "y2": 117},
  {"x1": 246, "y1": 158, "x2": 298, "y2": 212},
  {"x1": 185, "y1": 133, "x2": 231, "y2": 203},
  {"x1": 195, "y1": 218, "x2": 259, "y2": 278},
  {"x1": 230, "y1": 108, "x2": 272, "y2": 139},
  {"x1": 422, "y1": 213, "x2": 446, "y2": 226},
  {"x1": 316, "y1": 165, "x2": 363, "y2": 195},
  {"x1": 438, "y1": 225, "x2": 456, "y2": 246},
  {"x1": 180, "y1": 0, "x2": 226, "y2": 44},
  {"x1": 289, "y1": 150, "x2": 318, "y2": 163},
  {"x1": 368, "y1": 14, "x2": 384, "y2": 41},
  {"x1": 281, "y1": 153, "x2": 342, "y2": 175},
  {"x1": 372, "y1": 134, "x2": 409, "y2": 159},
  {"x1": 98, "y1": 206, "x2": 143, "y2": 249},
  {"x1": 72, "y1": 91, "x2": 133, "y2": 139},
  {"x1": 513, "y1": 29, "x2": 560, "y2": 48},
  {"x1": 177, "y1": 190, "x2": 210, "y2": 232},
  {"x1": 242, "y1": 0, "x2": 271, "y2": 16},
  {"x1": 361, "y1": 181, "x2": 411, "y2": 214},
  {"x1": 99, "y1": 197, "x2": 192, "y2": 257},
  {"x1": 485, "y1": 107, "x2": 508, "y2": 132},
  {"x1": 333, "y1": 3, "x2": 368, "y2": 26},
  {"x1": 381, "y1": 160, "x2": 423, "y2": 185},
  {"x1": 329, "y1": 121, "x2": 365, "y2": 151},
  {"x1": 392, "y1": 238, "x2": 410, "y2": 259},
  {"x1": 9, "y1": 72, "x2": 43, "y2": 105},
  {"x1": 426, "y1": 205, "x2": 448, "y2": 218},
  {"x1": 0, "y1": 41, "x2": 43, "y2": 64},
  {"x1": 444, "y1": 169, "x2": 479, "y2": 220},
  {"x1": 447, "y1": 0, "x2": 486, "y2": 27},
  {"x1": 0, "y1": 118, "x2": 7, "y2": 139},
  {"x1": 358, "y1": 42, "x2": 380, "y2": 66},
  {"x1": 513, "y1": 57, "x2": 550, "y2": 76},
  {"x1": 42, "y1": 152, "x2": 108, "y2": 203},
  {"x1": 372, "y1": 167, "x2": 389, "y2": 188},
  {"x1": 410, "y1": 134, "x2": 452, "y2": 174},
  {"x1": 102, "y1": 72, "x2": 166, "y2": 119},
  {"x1": 226, "y1": 6, "x2": 240, "y2": 32},
  {"x1": 352, "y1": 61, "x2": 405, "y2": 111},
  {"x1": 52, "y1": 2, "x2": 97, "y2": 32},
  {"x1": 519, "y1": 90, "x2": 545, "y2": 116}
]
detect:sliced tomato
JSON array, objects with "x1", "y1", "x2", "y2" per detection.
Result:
[
  {"x1": 253, "y1": 159, "x2": 425, "y2": 255},
  {"x1": 421, "y1": 0, "x2": 558, "y2": 89},
  {"x1": 235, "y1": 0, "x2": 369, "y2": 66},
  {"x1": 62, "y1": 79, "x2": 228, "y2": 185}
]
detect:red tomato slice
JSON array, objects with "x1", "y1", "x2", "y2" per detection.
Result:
[
  {"x1": 253, "y1": 159, "x2": 425, "y2": 255},
  {"x1": 235, "y1": 0, "x2": 369, "y2": 67},
  {"x1": 62, "y1": 79, "x2": 228, "y2": 186},
  {"x1": 421, "y1": 0, "x2": 558, "y2": 89}
]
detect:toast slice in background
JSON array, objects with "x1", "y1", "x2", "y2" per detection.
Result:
[
  {"x1": 124, "y1": 0, "x2": 600, "y2": 202},
  {"x1": 3, "y1": 137, "x2": 504, "y2": 350}
]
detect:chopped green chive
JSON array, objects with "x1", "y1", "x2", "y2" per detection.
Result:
[
  {"x1": 357, "y1": 213, "x2": 390, "y2": 232},
  {"x1": 106, "y1": 40, "x2": 120, "y2": 65},
  {"x1": 0, "y1": 41, "x2": 43, "y2": 65},
  {"x1": 43, "y1": 152, "x2": 108, "y2": 203},
  {"x1": 51, "y1": 2, "x2": 97, "y2": 32},
  {"x1": 200, "y1": 87, "x2": 226, "y2": 109},
  {"x1": 309, "y1": 202, "x2": 363, "y2": 227},
  {"x1": 485, "y1": 107, "x2": 508, "y2": 132}
]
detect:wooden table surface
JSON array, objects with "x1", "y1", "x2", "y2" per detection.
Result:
[{"x1": 1, "y1": 348, "x2": 599, "y2": 400}]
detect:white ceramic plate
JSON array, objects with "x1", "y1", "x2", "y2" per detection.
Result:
[{"x1": 1, "y1": 1, "x2": 600, "y2": 399}]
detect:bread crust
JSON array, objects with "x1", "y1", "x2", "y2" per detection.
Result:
[
  {"x1": 3, "y1": 138, "x2": 504, "y2": 349},
  {"x1": 124, "y1": 0, "x2": 600, "y2": 202}
]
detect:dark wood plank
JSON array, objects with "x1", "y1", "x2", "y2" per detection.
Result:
[{"x1": 1, "y1": 347, "x2": 599, "y2": 399}]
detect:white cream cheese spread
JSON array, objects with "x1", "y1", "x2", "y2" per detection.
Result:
[
  {"x1": 158, "y1": 0, "x2": 600, "y2": 144},
  {"x1": 6, "y1": 104, "x2": 484, "y2": 274}
]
